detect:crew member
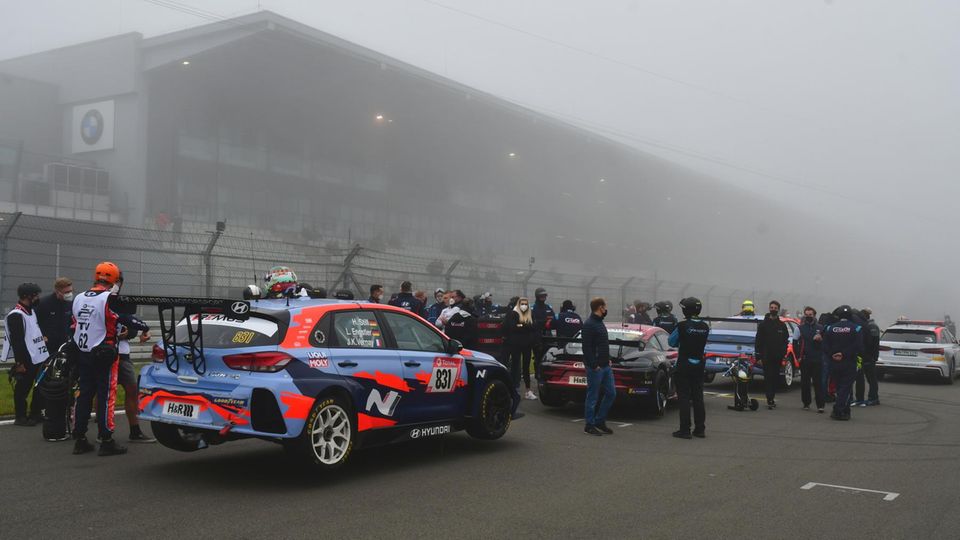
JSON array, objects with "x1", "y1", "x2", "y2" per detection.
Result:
[
  {"x1": 436, "y1": 290, "x2": 465, "y2": 330},
  {"x1": 114, "y1": 275, "x2": 155, "y2": 443},
  {"x1": 798, "y1": 306, "x2": 825, "y2": 412},
  {"x1": 444, "y1": 297, "x2": 478, "y2": 350},
  {"x1": 37, "y1": 277, "x2": 73, "y2": 356},
  {"x1": 426, "y1": 288, "x2": 445, "y2": 325},
  {"x1": 554, "y1": 300, "x2": 583, "y2": 339},
  {"x1": 3, "y1": 283, "x2": 48, "y2": 426},
  {"x1": 823, "y1": 305, "x2": 863, "y2": 421},
  {"x1": 652, "y1": 301, "x2": 679, "y2": 333},
  {"x1": 389, "y1": 281, "x2": 425, "y2": 316},
  {"x1": 582, "y1": 297, "x2": 614, "y2": 436},
  {"x1": 630, "y1": 301, "x2": 653, "y2": 325},
  {"x1": 755, "y1": 300, "x2": 788, "y2": 409},
  {"x1": 503, "y1": 296, "x2": 538, "y2": 400},
  {"x1": 531, "y1": 287, "x2": 555, "y2": 381},
  {"x1": 669, "y1": 297, "x2": 710, "y2": 439},
  {"x1": 854, "y1": 308, "x2": 881, "y2": 406},
  {"x1": 71, "y1": 262, "x2": 126, "y2": 456},
  {"x1": 738, "y1": 300, "x2": 756, "y2": 317},
  {"x1": 368, "y1": 284, "x2": 384, "y2": 304}
]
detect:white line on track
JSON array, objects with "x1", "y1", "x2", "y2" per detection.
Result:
[{"x1": 801, "y1": 482, "x2": 900, "y2": 501}]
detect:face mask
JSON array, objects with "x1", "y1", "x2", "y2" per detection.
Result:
[
  {"x1": 599, "y1": 308, "x2": 607, "y2": 320},
  {"x1": 62, "y1": 292, "x2": 74, "y2": 302},
  {"x1": 769, "y1": 310, "x2": 778, "y2": 317},
  {"x1": 804, "y1": 316, "x2": 814, "y2": 323},
  {"x1": 519, "y1": 304, "x2": 529, "y2": 312},
  {"x1": 448, "y1": 298, "x2": 456, "y2": 306}
]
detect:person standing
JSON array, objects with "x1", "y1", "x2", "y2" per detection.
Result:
[
  {"x1": 389, "y1": 281, "x2": 425, "y2": 316},
  {"x1": 738, "y1": 300, "x2": 756, "y2": 317},
  {"x1": 3, "y1": 283, "x2": 48, "y2": 426},
  {"x1": 755, "y1": 300, "x2": 788, "y2": 409},
  {"x1": 630, "y1": 301, "x2": 653, "y2": 325},
  {"x1": 823, "y1": 305, "x2": 864, "y2": 421},
  {"x1": 71, "y1": 262, "x2": 126, "y2": 456},
  {"x1": 854, "y1": 308, "x2": 881, "y2": 406},
  {"x1": 798, "y1": 307, "x2": 825, "y2": 413},
  {"x1": 368, "y1": 284, "x2": 384, "y2": 304},
  {"x1": 531, "y1": 288, "x2": 555, "y2": 383},
  {"x1": 113, "y1": 275, "x2": 156, "y2": 443},
  {"x1": 652, "y1": 301, "x2": 679, "y2": 333},
  {"x1": 503, "y1": 297, "x2": 538, "y2": 400},
  {"x1": 36, "y1": 277, "x2": 73, "y2": 356},
  {"x1": 444, "y1": 297, "x2": 478, "y2": 350},
  {"x1": 426, "y1": 288, "x2": 445, "y2": 325},
  {"x1": 669, "y1": 297, "x2": 710, "y2": 439},
  {"x1": 581, "y1": 297, "x2": 614, "y2": 436},
  {"x1": 554, "y1": 300, "x2": 583, "y2": 339}
]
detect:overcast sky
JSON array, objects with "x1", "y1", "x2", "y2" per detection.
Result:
[{"x1": 2, "y1": 0, "x2": 958, "y2": 316}]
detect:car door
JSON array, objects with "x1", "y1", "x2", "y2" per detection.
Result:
[
  {"x1": 379, "y1": 310, "x2": 466, "y2": 421},
  {"x1": 325, "y1": 309, "x2": 407, "y2": 429}
]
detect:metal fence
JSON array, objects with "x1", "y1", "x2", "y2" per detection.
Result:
[{"x1": 0, "y1": 212, "x2": 828, "y2": 318}]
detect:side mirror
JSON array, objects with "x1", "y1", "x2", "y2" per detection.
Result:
[{"x1": 446, "y1": 339, "x2": 463, "y2": 355}]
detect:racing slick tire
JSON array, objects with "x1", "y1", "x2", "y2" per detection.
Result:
[
  {"x1": 286, "y1": 395, "x2": 356, "y2": 471},
  {"x1": 537, "y1": 383, "x2": 566, "y2": 408},
  {"x1": 467, "y1": 379, "x2": 513, "y2": 440},
  {"x1": 647, "y1": 369, "x2": 669, "y2": 416},
  {"x1": 781, "y1": 361, "x2": 795, "y2": 388},
  {"x1": 151, "y1": 421, "x2": 205, "y2": 452}
]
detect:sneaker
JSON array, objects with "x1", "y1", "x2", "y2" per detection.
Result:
[
  {"x1": 866, "y1": 399, "x2": 880, "y2": 406},
  {"x1": 767, "y1": 401, "x2": 776, "y2": 410},
  {"x1": 45, "y1": 434, "x2": 71, "y2": 442},
  {"x1": 692, "y1": 430, "x2": 706, "y2": 438},
  {"x1": 98, "y1": 439, "x2": 128, "y2": 457},
  {"x1": 851, "y1": 400, "x2": 864, "y2": 407},
  {"x1": 858, "y1": 401, "x2": 868, "y2": 407},
  {"x1": 13, "y1": 417, "x2": 37, "y2": 427},
  {"x1": 73, "y1": 437, "x2": 95, "y2": 455},
  {"x1": 128, "y1": 431, "x2": 156, "y2": 443},
  {"x1": 524, "y1": 390, "x2": 537, "y2": 400},
  {"x1": 584, "y1": 425, "x2": 603, "y2": 436},
  {"x1": 672, "y1": 430, "x2": 693, "y2": 440},
  {"x1": 817, "y1": 408, "x2": 825, "y2": 414},
  {"x1": 596, "y1": 423, "x2": 613, "y2": 435},
  {"x1": 802, "y1": 405, "x2": 810, "y2": 410}
]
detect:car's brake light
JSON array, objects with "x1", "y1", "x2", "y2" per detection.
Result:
[
  {"x1": 223, "y1": 351, "x2": 293, "y2": 372},
  {"x1": 152, "y1": 344, "x2": 165, "y2": 363},
  {"x1": 921, "y1": 348, "x2": 945, "y2": 355},
  {"x1": 878, "y1": 345, "x2": 892, "y2": 351}
]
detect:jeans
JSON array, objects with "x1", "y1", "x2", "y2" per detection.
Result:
[
  {"x1": 855, "y1": 361, "x2": 879, "y2": 402},
  {"x1": 800, "y1": 359, "x2": 824, "y2": 409},
  {"x1": 675, "y1": 370, "x2": 705, "y2": 434},
  {"x1": 584, "y1": 365, "x2": 615, "y2": 426},
  {"x1": 73, "y1": 352, "x2": 119, "y2": 440},
  {"x1": 831, "y1": 360, "x2": 856, "y2": 417}
]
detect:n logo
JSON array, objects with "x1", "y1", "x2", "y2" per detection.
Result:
[{"x1": 366, "y1": 389, "x2": 401, "y2": 417}]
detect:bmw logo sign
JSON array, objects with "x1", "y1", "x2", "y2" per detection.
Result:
[{"x1": 80, "y1": 109, "x2": 104, "y2": 145}]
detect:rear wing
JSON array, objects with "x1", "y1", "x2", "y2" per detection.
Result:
[{"x1": 113, "y1": 295, "x2": 251, "y2": 375}]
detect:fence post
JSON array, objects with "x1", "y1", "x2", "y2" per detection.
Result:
[
  {"x1": 330, "y1": 243, "x2": 362, "y2": 293},
  {"x1": 521, "y1": 270, "x2": 537, "y2": 297},
  {"x1": 0, "y1": 212, "x2": 23, "y2": 299},
  {"x1": 651, "y1": 271, "x2": 662, "y2": 302},
  {"x1": 619, "y1": 277, "x2": 635, "y2": 319},
  {"x1": 202, "y1": 227, "x2": 224, "y2": 297},
  {"x1": 444, "y1": 260, "x2": 461, "y2": 292},
  {"x1": 704, "y1": 285, "x2": 716, "y2": 316}
]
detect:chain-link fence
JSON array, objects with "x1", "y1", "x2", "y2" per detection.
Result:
[{"x1": 0, "y1": 212, "x2": 829, "y2": 318}]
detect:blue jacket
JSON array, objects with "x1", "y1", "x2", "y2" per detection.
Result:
[
  {"x1": 798, "y1": 320, "x2": 823, "y2": 362},
  {"x1": 823, "y1": 320, "x2": 864, "y2": 364},
  {"x1": 581, "y1": 314, "x2": 609, "y2": 369},
  {"x1": 426, "y1": 302, "x2": 445, "y2": 325},
  {"x1": 389, "y1": 293, "x2": 425, "y2": 317},
  {"x1": 532, "y1": 301, "x2": 555, "y2": 336},
  {"x1": 669, "y1": 318, "x2": 710, "y2": 373},
  {"x1": 554, "y1": 309, "x2": 583, "y2": 339}
]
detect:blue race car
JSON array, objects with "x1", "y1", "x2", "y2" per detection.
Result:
[
  {"x1": 703, "y1": 317, "x2": 801, "y2": 387},
  {"x1": 137, "y1": 297, "x2": 520, "y2": 471}
]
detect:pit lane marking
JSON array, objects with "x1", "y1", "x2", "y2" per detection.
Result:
[
  {"x1": 571, "y1": 418, "x2": 631, "y2": 428},
  {"x1": 801, "y1": 482, "x2": 900, "y2": 501}
]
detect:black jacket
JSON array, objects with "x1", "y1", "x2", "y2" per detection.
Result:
[
  {"x1": 755, "y1": 314, "x2": 788, "y2": 365},
  {"x1": 502, "y1": 310, "x2": 536, "y2": 349},
  {"x1": 798, "y1": 320, "x2": 823, "y2": 362},
  {"x1": 389, "y1": 292, "x2": 425, "y2": 317},
  {"x1": 863, "y1": 319, "x2": 881, "y2": 362},
  {"x1": 444, "y1": 309, "x2": 478, "y2": 349},
  {"x1": 553, "y1": 309, "x2": 583, "y2": 339},
  {"x1": 581, "y1": 313, "x2": 610, "y2": 369},
  {"x1": 36, "y1": 292, "x2": 71, "y2": 350}
]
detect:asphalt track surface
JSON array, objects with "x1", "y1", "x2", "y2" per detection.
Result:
[{"x1": 3, "y1": 374, "x2": 960, "y2": 539}]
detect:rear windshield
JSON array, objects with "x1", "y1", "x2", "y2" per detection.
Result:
[
  {"x1": 709, "y1": 321, "x2": 759, "y2": 332},
  {"x1": 881, "y1": 329, "x2": 936, "y2": 344},
  {"x1": 175, "y1": 314, "x2": 281, "y2": 348}
]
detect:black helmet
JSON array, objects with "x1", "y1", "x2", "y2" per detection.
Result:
[
  {"x1": 654, "y1": 301, "x2": 673, "y2": 315},
  {"x1": 680, "y1": 297, "x2": 702, "y2": 318},
  {"x1": 534, "y1": 287, "x2": 547, "y2": 298},
  {"x1": 17, "y1": 283, "x2": 41, "y2": 299},
  {"x1": 833, "y1": 305, "x2": 854, "y2": 320}
]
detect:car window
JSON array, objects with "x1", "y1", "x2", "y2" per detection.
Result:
[
  {"x1": 330, "y1": 310, "x2": 385, "y2": 349},
  {"x1": 881, "y1": 329, "x2": 936, "y2": 344},
  {"x1": 309, "y1": 315, "x2": 329, "y2": 347},
  {"x1": 381, "y1": 311, "x2": 445, "y2": 353},
  {"x1": 174, "y1": 314, "x2": 279, "y2": 348},
  {"x1": 654, "y1": 333, "x2": 671, "y2": 350}
]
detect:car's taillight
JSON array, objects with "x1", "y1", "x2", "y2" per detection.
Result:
[
  {"x1": 152, "y1": 344, "x2": 165, "y2": 363},
  {"x1": 878, "y1": 345, "x2": 891, "y2": 351},
  {"x1": 921, "y1": 348, "x2": 945, "y2": 355},
  {"x1": 223, "y1": 351, "x2": 293, "y2": 372}
]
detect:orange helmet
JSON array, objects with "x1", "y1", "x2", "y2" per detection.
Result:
[{"x1": 94, "y1": 261, "x2": 121, "y2": 285}]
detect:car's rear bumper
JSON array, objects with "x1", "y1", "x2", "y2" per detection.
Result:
[
  {"x1": 139, "y1": 367, "x2": 310, "y2": 439},
  {"x1": 877, "y1": 358, "x2": 949, "y2": 378}
]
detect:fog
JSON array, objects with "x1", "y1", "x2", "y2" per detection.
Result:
[{"x1": 1, "y1": 0, "x2": 957, "y2": 325}]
